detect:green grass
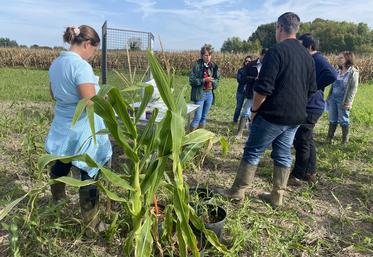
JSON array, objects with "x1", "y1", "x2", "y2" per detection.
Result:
[
  {"x1": 0, "y1": 67, "x2": 372, "y2": 256},
  {"x1": 0, "y1": 68, "x2": 51, "y2": 101}
]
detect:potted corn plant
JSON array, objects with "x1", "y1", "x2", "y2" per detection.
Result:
[{"x1": 37, "y1": 50, "x2": 230, "y2": 257}]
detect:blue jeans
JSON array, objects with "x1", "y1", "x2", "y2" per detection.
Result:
[
  {"x1": 241, "y1": 98, "x2": 253, "y2": 118},
  {"x1": 242, "y1": 115, "x2": 299, "y2": 168},
  {"x1": 233, "y1": 91, "x2": 245, "y2": 123},
  {"x1": 328, "y1": 98, "x2": 350, "y2": 126},
  {"x1": 190, "y1": 91, "x2": 213, "y2": 128}
]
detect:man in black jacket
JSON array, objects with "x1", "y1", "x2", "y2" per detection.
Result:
[
  {"x1": 289, "y1": 33, "x2": 337, "y2": 186},
  {"x1": 218, "y1": 12, "x2": 316, "y2": 208},
  {"x1": 236, "y1": 48, "x2": 269, "y2": 139}
]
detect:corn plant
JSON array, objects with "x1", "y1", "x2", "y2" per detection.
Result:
[{"x1": 36, "y1": 50, "x2": 229, "y2": 257}]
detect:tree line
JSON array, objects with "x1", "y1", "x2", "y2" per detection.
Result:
[
  {"x1": 221, "y1": 19, "x2": 373, "y2": 54},
  {"x1": 0, "y1": 37, "x2": 65, "y2": 50}
]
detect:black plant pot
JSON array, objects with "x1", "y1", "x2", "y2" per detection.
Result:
[
  {"x1": 162, "y1": 228, "x2": 207, "y2": 257},
  {"x1": 203, "y1": 204, "x2": 227, "y2": 241},
  {"x1": 191, "y1": 203, "x2": 227, "y2": 243}
]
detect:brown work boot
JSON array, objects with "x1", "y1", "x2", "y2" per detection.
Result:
[
  {"x1": 259, "y1": 166, "x2": 291, "y2": 208},
  {"x1": 189, "y1": 126, "x2": 197, "y2": 133},
  {"x1": 305, "y1": 173, "x2": 317, "y2": 185},
  {"x1": 50, "y1": 173, "x2": 66, "y2": 202},
  {"x1": 216, "y1": 159, "x2": 257, "y2": 202},
  {"x1": 197, "y1": 124, "x2": 205, "y2": 129},
  {"x1": 287, "y1": 175, "x2": 305, "y2": 187}
]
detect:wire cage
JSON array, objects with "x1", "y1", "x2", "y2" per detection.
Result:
[{"x1": 101, "y1": 21, "x2": 154, "y2": 85}]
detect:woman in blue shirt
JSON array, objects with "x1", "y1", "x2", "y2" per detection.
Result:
[{"x1": 46, "y1": 25, "x2": 112, "y2": 233}]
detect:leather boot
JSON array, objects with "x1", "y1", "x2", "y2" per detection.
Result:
[
  {"x1": 50, "y1": 173, "x2": 66, "y2": 202},
  {"x1": 235, "y1": 116, "x2": 248, "y2": 139},
  {"x1": 341, "y1": 125, "x2": 350, "y2": 144},
  {"x1": 197, "y1": 124, "x2": 205, "y2": 129},
  {"x1": 287, "y1": 175, "x2": 305, "y2": 187},
  {"x1": 79, "y1": 185, "x2": 106, "y2": 237},
  {"x1": 216, "y1": 159, "x2": 257, "y2": 201},
  {"x1": 189, "y1": 126, "x2": 197, "y2": 133},
  {"x1": 326, "y1": 123, "x2": 337, "y2": 144},
  {"x1": 259, "y1": 166, "x2": 291, "y2": 208}
]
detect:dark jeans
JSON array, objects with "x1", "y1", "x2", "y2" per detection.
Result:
[
  {"x1": 233, "y1": 91, "x2": 245, "y2": 123},
  {"x1": 291, "y1": 112, "x2": 322, "y2": 180}
]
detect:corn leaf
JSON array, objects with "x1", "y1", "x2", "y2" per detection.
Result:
[
  {"x1": 180, "y1": 143, "x2": 205, "y2": 165},
  {"x1": 147, "y1": 50, "x2": 176, "y2": 111},
  {"x1": 137, "y1": 108, "x2": 158, "y2": 148},
  {"x1": 86, "y1": 104, "x2": 96, "y2": 144},
  {"x1": 71, "y1": 97, "x2": 90, "y2": 127},
  {"x1": 189, "y1": 207, "x2": 230, "y2": 254},
  {"x1": 0, "y1": 193, "x2": 28, "y2": 221},
  {"x1": 98, "y1": 183, "x2": 128, "y2": 203},
  {"x1": 135, "y1": 213, "x2": 153, "y2": 257},
  {"x1": 99, "y1": 165, "x2": 134, "y2": 191},
  {"x1": 91, "y1": 95, "x2": 138, "y2": 162},
  {"x1": 171, "y1": 111, "x2": 185, "y2": 173},
  {"x1": 173, "y1": 186, "x2": 199, "y2": 257},
  {"x1": 107, "y1": 86, "x2": 137, "y2": 138},
  {"x1": 135, "y1": 85, "x2": 153, "y2": 122},
  {"x1": 97, "y1": 84, "x2": 116, "y2": 97},
  {"x1": 53, "y1": 176, "x2": 97, "y2": 187},
  {"x1": 219, "y1": 136, "x2": 229, "y2": 156},
  {"x1": 38, "y1": 154, "x2": 97, "y2": 171},
  {"x1": 175, "y1": 87, "x2": 187, "y2": 117},
  {"x1": 182, "y1": 129, "x2": 216, "y2": 146},
  {"x1": 176, "y1": 221, "x2": 188, "y2": 257}
]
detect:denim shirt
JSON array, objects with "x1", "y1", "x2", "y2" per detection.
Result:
[{"x1": 331, "y1": 69, "x2": 350, "y2": 102}]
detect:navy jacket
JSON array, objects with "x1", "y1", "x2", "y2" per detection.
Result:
[{"x1": 306, "y1": 52, "x2": 337, "y2": 114}]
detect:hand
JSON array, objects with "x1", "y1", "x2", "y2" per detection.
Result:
[
  {"x1": 204, "y1": 77, "x2": 213, "y2": 83},
  {"x1": 342, "y1": 103, "x2": 352, "y2": 110}
]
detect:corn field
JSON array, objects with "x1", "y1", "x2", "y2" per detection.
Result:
[{"x1": 1, "y1": 48, "x2": 373, "y2": 82}]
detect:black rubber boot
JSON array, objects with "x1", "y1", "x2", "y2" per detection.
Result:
[
  {"x1": 79, "y1": 185, "x2": 106, "y2": 237},
  {"x1": 326, "y1": 123, "x2": 337, "y2": 144},
  {"x1": 341, "y1": 125, "x2": 350, "y2": 144},
  {"x1": 50, "y1": 173, "x2": 66, "y2": 202}
]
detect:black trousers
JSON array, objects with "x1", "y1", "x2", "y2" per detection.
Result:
[
  {"x1": 50, "y1": 160, "x2": 99, "y2": 204},
  {"x1": 50, "y1": 160, "x2": 92, "y2": 181},
  {"x1": 291, "y1": 112, "x2": 322, "y2": 180}
]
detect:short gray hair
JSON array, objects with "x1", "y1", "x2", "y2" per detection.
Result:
[{"x1": 277, "y1": 12, "x2": 300, "y2": 34}]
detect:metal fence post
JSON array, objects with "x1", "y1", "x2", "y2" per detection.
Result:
[
  {"x1": 101, "y1": 21, "x2": 107, "y2": 85},
  {"x1": 147, "y1": 32, "x2": 154, "y2": 81}
]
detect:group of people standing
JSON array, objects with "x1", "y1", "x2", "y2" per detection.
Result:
[
  {"x1": 44, "y1": 11, "x2": 359, "y2": 236},
  {"x1": 189, "y1": 12, "x2": 359, "y2": 207}
]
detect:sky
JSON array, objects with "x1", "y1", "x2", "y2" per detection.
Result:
[{"x1": 1, "y1": 0, "x2": 372, "y2": 51}]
